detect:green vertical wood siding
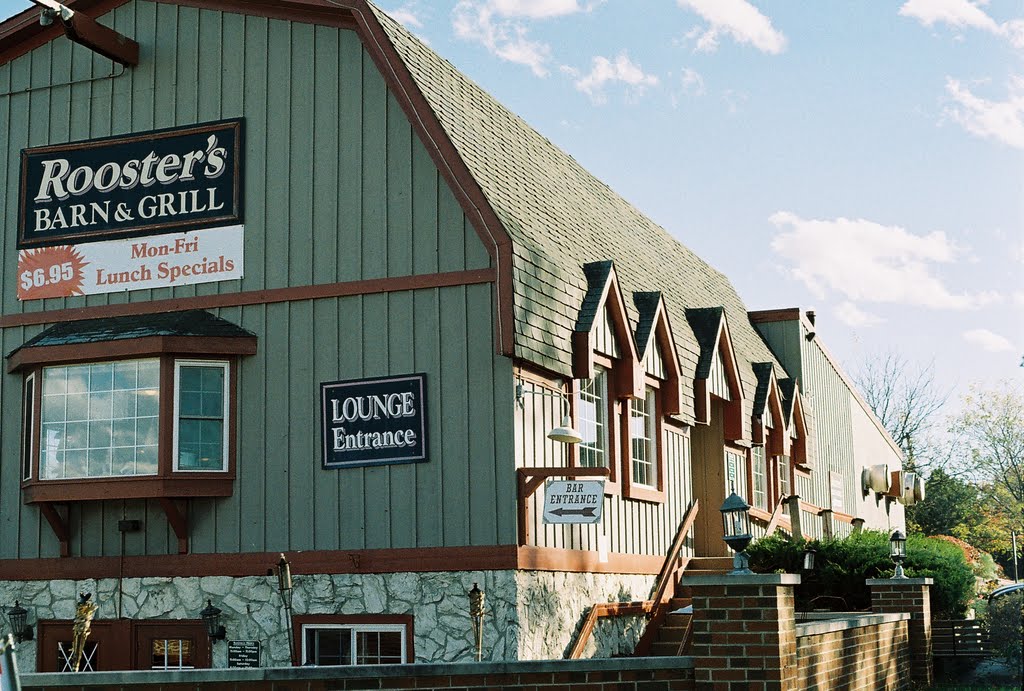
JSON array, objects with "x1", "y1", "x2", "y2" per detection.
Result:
[{"x1": 0, "y1": 3, "x2": 509, "y2": 560}]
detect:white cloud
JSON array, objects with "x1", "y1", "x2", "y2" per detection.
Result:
[
  {"x1": 945, "y1": 76, "x2": 1024, "y2": 149},
  {"x1": 899, "y1": 0, "x2": 1024, "y2": 47},
  {"x1": 490, "y1": 0, "x2": 583, "y2": 18},
  {"x1": 676, "y1": 0, "x2": 787, "y2": 54},
  {"x1": 453, "y1": 1, "x2": 553, "y2": 76},
  {"x1": 963, "y1": 328, "x2": 1016, "y2": 352},
  {"x1": 680, "y1": 67, "x2": 705, "y2": 96},
  {"x1": 386, "y1": 7, "x2": 423, "y2": 29},
  {"x1": 768, "y1": 212, "x2": 999, "y2": 311},
  {"x1": 898, "y1": 0, "x2": 1000, "y2": 32},
  {"x1": 574, "y1": 53, "x2": 658, "y2": 104},
  {"x1": 835, "y1": 302, "x2": 884, "y2": 328},
  {"x1": 452, "y1": 0, "x2": 596, "y2": 76}
]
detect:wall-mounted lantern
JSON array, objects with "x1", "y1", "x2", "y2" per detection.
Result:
[
  {"x1": 720, "y1": 491, "x2": 753, "y2": 575},
  {"x1": 468, "y1": 582, "x2": 485, "y2": 661},
  {"x1": 200, "y1": 600, "x2": 226, "y2": 642},
  {"x1": 271, "y1": 554, "x2": 297, "y2": 666},
  {"x1": 889, "y1": 530, "x2": 908, "y2": 579},
  {"x1": 5, "y1": 601, "x2": 32, "y2": 642}
]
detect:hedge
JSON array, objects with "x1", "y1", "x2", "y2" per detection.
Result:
[{"x1": 745, "y1": 530, "x2": 976, "y2": 618}]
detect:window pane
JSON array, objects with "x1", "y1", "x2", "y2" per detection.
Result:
[
  {"x1": 40, "y1": 359, "x2": 160, "y2": 479},
  {"x1": 305, "y1": 629, "x2": 351, "y2": 666},
  {"x1": 630, "y1": 387, "x2": 657, "y2": 487},
  {"x1": 576, "y1": 368, "x2": 608, "y2": 469},
  {"x1": 176, "y1": 365, "x2": 226, "y2": 471},
  {"x1": 356, "y1": 631, "x2": 403, "y2": 665},
  {"x1": 752, "y1": 446, "x2": 767, "y2": 510},
  {"x1": 137, "y1": 390, "x2": 159, "y2": 418}
]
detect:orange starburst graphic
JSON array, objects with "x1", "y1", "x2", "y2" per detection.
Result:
[{"x1": 17, "y1": 246, "x2": 89, "y2": 300}]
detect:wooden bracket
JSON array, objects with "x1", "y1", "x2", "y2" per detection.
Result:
[
  {"x1": 60, "y1": 10, "x2": 139, "y2": 66},
  {"x1": 39, "y1": 502, "x2": 70, "y2": 557},
  {"x1": 158, "y1": 498, "x2": 189, "y2": 554},
  {"x1": 516, "y1": 466, "x2": 610, "y2": 546}
]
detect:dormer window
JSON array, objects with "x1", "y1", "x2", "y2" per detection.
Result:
[
  {"x1": 629, "y1": 386, "x2": 657, "y2": 487},
  {"x1": 577, "y1": 365, "x2": 610, "y2": 469}
]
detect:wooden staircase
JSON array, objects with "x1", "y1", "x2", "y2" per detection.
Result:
[{"x1": 635, "y1": 555, "x2": 733, "y2": 656}]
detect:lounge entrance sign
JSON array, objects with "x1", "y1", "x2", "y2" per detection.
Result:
[
  {"x1": 320, "y1": 374, "x2": 428, "y2": 469},
  {"x1": 543, "y1": 480, "x2": 604, "y2": 524}
]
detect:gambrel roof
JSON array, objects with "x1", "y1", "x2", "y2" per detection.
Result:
[{"x1": 368, "y1": 3, "x2": 787, "y2": 428}]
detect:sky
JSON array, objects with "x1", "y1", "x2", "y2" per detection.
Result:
[{"x1": 0, "y1": 0, "x2": 1022, "y2": 421}]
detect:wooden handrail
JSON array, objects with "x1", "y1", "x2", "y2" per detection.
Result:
[
  {"x1": 650, "y1": 499, "x2": 699, "y2": 606},
  {"x1": 565, "y1": 601, "x2": 654, "y2": 659},
  {"x1": 516, "y1": 466, "x2": 610, "y2": 546},
  {"x1": 763, "y1": 495, "x2": 789, "y2": 536}
]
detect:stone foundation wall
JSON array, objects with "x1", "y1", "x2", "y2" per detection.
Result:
[{"x1": 1, "y1": 569, "x2": 654, "y2": 670}]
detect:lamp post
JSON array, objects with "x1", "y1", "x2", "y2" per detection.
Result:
[
  {"x1": 468, "y1": 583, "x2": 485, "y2": 661},
  {"x1": 5, "y1": 602, "x2": 32, "y2": 642},
  {"x1": 720, "y1": 491, "x2": 753, "y2": 575},
  {"x1": 199, "y1": 600, "x2": 226, "y2": 641},
  {"x1": 802, "y1": 547, "x2": 817, "y2": 572},
  {"x1": 889, "y1": 530, "x2": 907, "y2": 579}
]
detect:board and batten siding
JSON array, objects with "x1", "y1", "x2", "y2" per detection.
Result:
[
  {"x1": 0, "y1": 3, "x2": 513, "y2": 560},
  {"x1": 514, "y1": 379, "x2": 694, "y2": 559}
]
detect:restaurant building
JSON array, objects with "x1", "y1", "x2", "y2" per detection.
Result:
[{"x1": 0, "y1": 0, "x2": 907, "y2": 672}]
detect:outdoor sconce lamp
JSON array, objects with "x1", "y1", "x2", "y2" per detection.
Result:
[
  {"x1": 720, "y1": 491, "x2": 754, "y2": 575},
  {"x1": 802, "y1": 547, "x2": 817, "y2": 572},
  {"x1": 6, "y1": 601, "x2": 32, "y2": 643},
  {"x1": 514, "y1": 382, "x2": 583, "y2": 445},
  {"x1": 468, "y1": 582, "x2": 485, "y2": 662},
  {"x1": 889, "y1": 530, "x2": 908, "y2": 579},
  {"x1": 199, "y1": 600, "x2": 226, "y2": 642},
  {"x1": 271, "y1": 553, "x2": 298, "y2": 666}
]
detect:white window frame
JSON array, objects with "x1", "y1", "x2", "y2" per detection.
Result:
[
  {"x1": 22, "y1": 372, "x2": 36, "y2": 481},
  {"x1": 751, "y1": 446, "x2": 767, "y2": 511},
  {"x1": 576, "y1": 365, "x2": 609, "y2": 469},
  {"x1": 629, "y1": 386, "x2": 658, "y2": 488},
  {"x1": 172, "y1": 359, "x2": 230, "y2": 473},
  {"x1": 300, "y1": 623, "x2": 408, "y2": 666}
]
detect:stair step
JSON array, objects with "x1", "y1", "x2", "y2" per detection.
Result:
[
  {"x1": 650, "y1": 641, "x2": 684, "y2": 656},
  {"x1": 688, "y1": 556, "x2": 734, "y2": 569},
  {"x1": 658, "y1": 628, "x2": 688, "y2": 643},
  {"x1": 684, "y1": 569, "x2": 729, "y2": 577}
]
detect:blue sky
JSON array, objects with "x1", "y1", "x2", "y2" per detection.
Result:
[{"x1": 1, "y1": 0, "x2": 1022, "y2": 418}]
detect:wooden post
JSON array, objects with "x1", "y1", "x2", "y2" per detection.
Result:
[{"x1": 787, "y1": 495, "x2": 803, "y2": 540}]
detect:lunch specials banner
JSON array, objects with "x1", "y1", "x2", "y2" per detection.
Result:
[
  {"x1": 321, "y1": 374, "x2": 429, "y2": 469},
  {"x1": 16, "y1": 119, "x2": 244, "y2": 299}
]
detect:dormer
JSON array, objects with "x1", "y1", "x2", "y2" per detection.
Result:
[
  {"x1": 632, "y1": 292, "x2": 683, "y2": 415},
  {"x1": 780, "y1": 378, "x2": 812, "y2": 471},
  {"x1": 751, "y1": 362, "x2": 789, "y2": 457},
  {"x1": 685, "y1": 307, "x2": 744, "y2": 441},
  {"x1": 572, "y1": 261, "x2": 643, "y2": 399}
]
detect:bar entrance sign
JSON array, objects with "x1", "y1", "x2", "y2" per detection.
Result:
[{"x1": 543, "y1": 480, "x2": 604, "y2": 524}]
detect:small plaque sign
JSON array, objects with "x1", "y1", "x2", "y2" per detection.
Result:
[
  {"x1": 227, "y1": 640, "x2": 261, "y2": 668},
  {"x1": 543, "y1": 479, "x2": 605, "y2": 524},
  {"x1": 321, "y1": 373, "x2": 429, "y2": 469}
]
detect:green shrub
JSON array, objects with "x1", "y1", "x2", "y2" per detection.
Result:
[
  {"x1": 746, "y1": 530, "x2": 975, "y2": 618},
  {"x1": 985, "y1": 591, "x2": 1023, "y2": 666}
]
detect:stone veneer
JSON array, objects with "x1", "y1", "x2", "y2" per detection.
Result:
[{"x1": 1, "y1": 570, "x2": 655, "y2": 671}]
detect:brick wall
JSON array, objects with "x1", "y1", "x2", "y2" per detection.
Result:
[
  {"x1": 796, "y1": 618, "x2": 910, "y2": 691},
  {"x1": 21, "y1": 657, "x2": 696, "y2": 690},
  {"x1": 868, "y1": 578, "x2": 933, "y2": 686}
]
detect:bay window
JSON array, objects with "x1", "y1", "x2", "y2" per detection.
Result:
[{"x1": 173, "y1": 361, "x2": 230, "y2": 472}]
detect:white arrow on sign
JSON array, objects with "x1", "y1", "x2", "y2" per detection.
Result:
[{"x1": 543, "y1": 479, "x2": 605, "y2": 524}]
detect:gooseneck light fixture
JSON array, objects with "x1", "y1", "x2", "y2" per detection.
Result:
[
  {"x1": 199, "y1": 600, "x2": 226, "y2": 641},
  {"x1": 468, "y1": 583, "x2": 485, "y2": 661},
  {"x1": 515, "y1": 382, "x2": 583, "y2": 445},
  {"x1": 889, "y1": 530, "x2": 908, "y2": 579},
  {"x1": 5, "y1": 601, "x2": 32, "y2": 643},
  {"x1": 720, "y1": 491, "x2": 754, "y2": 575}
]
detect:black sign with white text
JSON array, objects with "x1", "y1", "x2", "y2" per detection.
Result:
[
  {"x1": 19, "y1": 119, "x2": 244, "y2": 248},
  {"x1": 321, "y1": 374, "x2": 429, "y2": 469},
  {"x1": 227, "y1": 640, "x2": 261, "y2": 668}
]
